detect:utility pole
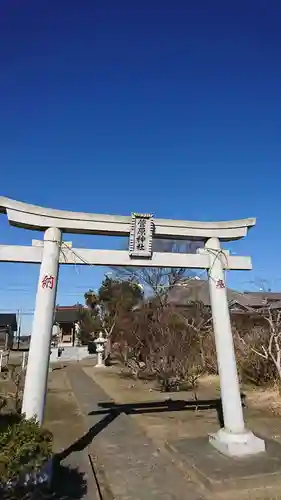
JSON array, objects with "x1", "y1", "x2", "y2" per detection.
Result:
[{"x1": 17, "y1": 309, "x2": 21, "y2": 350}]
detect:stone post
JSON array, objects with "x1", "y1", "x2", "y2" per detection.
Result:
[
  {"x1": 22, "y1": 227, "x2": 61, "y2": 423},
  {"x1": 205, "y1": 237, "x2": 265, "y2": 456}
]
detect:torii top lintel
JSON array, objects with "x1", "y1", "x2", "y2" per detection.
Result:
[{"x1": 0, "y1": 197, "x2": 256, "y2": 241}]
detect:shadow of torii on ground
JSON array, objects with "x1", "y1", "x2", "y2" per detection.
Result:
[{"x1": 57, "y1": 393, "x2": 246, "y2": 463}]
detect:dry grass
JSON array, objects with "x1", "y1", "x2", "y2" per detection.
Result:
[
  {"x1": 0, "y1": 362, "x2": 85, "y2": 454},
  {"x1": 44, "y1": 366, "x2": 85, "y2": 453},
  {"x1": 83, "y1": 365, "x2": 221, "y2": 446},
  {"x1": 83, "y1": 364, "x2": 281, "y2": 448}
]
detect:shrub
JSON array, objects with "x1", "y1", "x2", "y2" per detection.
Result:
[
  {"x1": 0, "y1": 365, "x2": 24, "y2": 415},
  {"x1": 0, "y1": 417, "x2": 52, "y2": 486},
  {"x1": 0, "y1": 395, "x2": 7, "y2": 412},
  {"x1": 112, "y1": 299, "x2": 281, "y2": 391},
  {"x1": 113, "y1": 304, "x2": 204, "y2": 391},
  {"x1": 234, "y1": 324, "x2": 278, "y2": 387}
]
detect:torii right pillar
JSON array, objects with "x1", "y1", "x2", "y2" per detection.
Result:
[{"x1": 205, "y1": 237, "x2": 265, "y2": 457}]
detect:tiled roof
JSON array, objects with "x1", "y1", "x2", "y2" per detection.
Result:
[
  {"x1": 264, "y1": 299, "x2": 281, "y2": 310},
  {"x1": 0, "y1": 313, "x2": 17, "y2": 331},
  {"x1": 243, "y1": 291, "x2": 281, "y2": 301},
  {"x1": 54, "y1": 306, "x2": 82, "y2": 323},
  {"x1": 166, "y1": 280, "x2": 278, "y2": 309}
]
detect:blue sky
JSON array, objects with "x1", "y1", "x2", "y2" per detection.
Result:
[{"x1": 0, "y1": 0, "x2": 281, "y2": 332}]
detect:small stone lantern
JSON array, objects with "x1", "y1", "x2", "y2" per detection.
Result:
[{"x1": 94, "y1": 332, "x2": 107, "y2": 367}]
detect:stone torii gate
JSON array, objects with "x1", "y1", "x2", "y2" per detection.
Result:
[{"x1": 0, "y1": 197, "x2": 265, "y2": 457}]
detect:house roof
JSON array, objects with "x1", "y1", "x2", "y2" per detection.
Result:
[
  {"x1": 243, "y1": 291, "x2": 281, "y2": 302},
  {"x1": 261, "y1": 299, "x2": 281, "y2": 310},
  {"x1": 0, "y1": 313, "x2": 17, "y2": 331},
  {"x1": 54, "y1": 306, "x2": 82, "y2": 324},
  {"x1": 166, "y1": 280, "x2": 277, "y2": 309}
]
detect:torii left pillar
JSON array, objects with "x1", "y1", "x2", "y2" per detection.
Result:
[{"x1": 22, "y1": 227, "x2": 61, "y2": 423}]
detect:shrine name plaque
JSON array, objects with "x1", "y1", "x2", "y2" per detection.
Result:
[{"x1": 129, "y1": 213, "x2": 154, "y2": 258}]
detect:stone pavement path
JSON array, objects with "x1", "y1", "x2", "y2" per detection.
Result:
[
  {"x1": 66, "y1": 364, "x2": 204, "y2": 500},
  {"x1": 45, "y1": 369, "x2": 100, "y2": 500},
  {"x1": 54, "y1": 443, "x2": 99, "y2": 500}
]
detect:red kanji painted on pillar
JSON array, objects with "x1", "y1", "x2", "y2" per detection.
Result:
[
  {"x1": 41, "y1": 274, "x2": 55, "y2": 290},
  {"x1": 216, "y1": 279, "x2": 225, "y2": 289}
]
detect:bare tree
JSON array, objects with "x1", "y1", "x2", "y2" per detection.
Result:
[
  {"x1": 235, "y1": 307, "x2": 281, "y2": 388},
  {"x1": 112, "y1": 302, "x2": 208, "y2": 392},
  {"x1": 144, "y1": 309, "x2": 204, "y2": 392},
  {"x1": 180, "y1": 301, "x2": 213, "y2": 371},
  {"x1": 112, "y1": 238, "x2": 204, "y2": 304},
  {"x1": 254, "y1": 309, "x2": 281, "y2": 381}
]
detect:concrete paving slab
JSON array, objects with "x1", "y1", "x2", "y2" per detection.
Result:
[
  {"x1": 66, "y1": 365, "x2": 204, "y2": 500},
  {"x1": 166, "y1": 435, "x2": 281, "y2": 499}
]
